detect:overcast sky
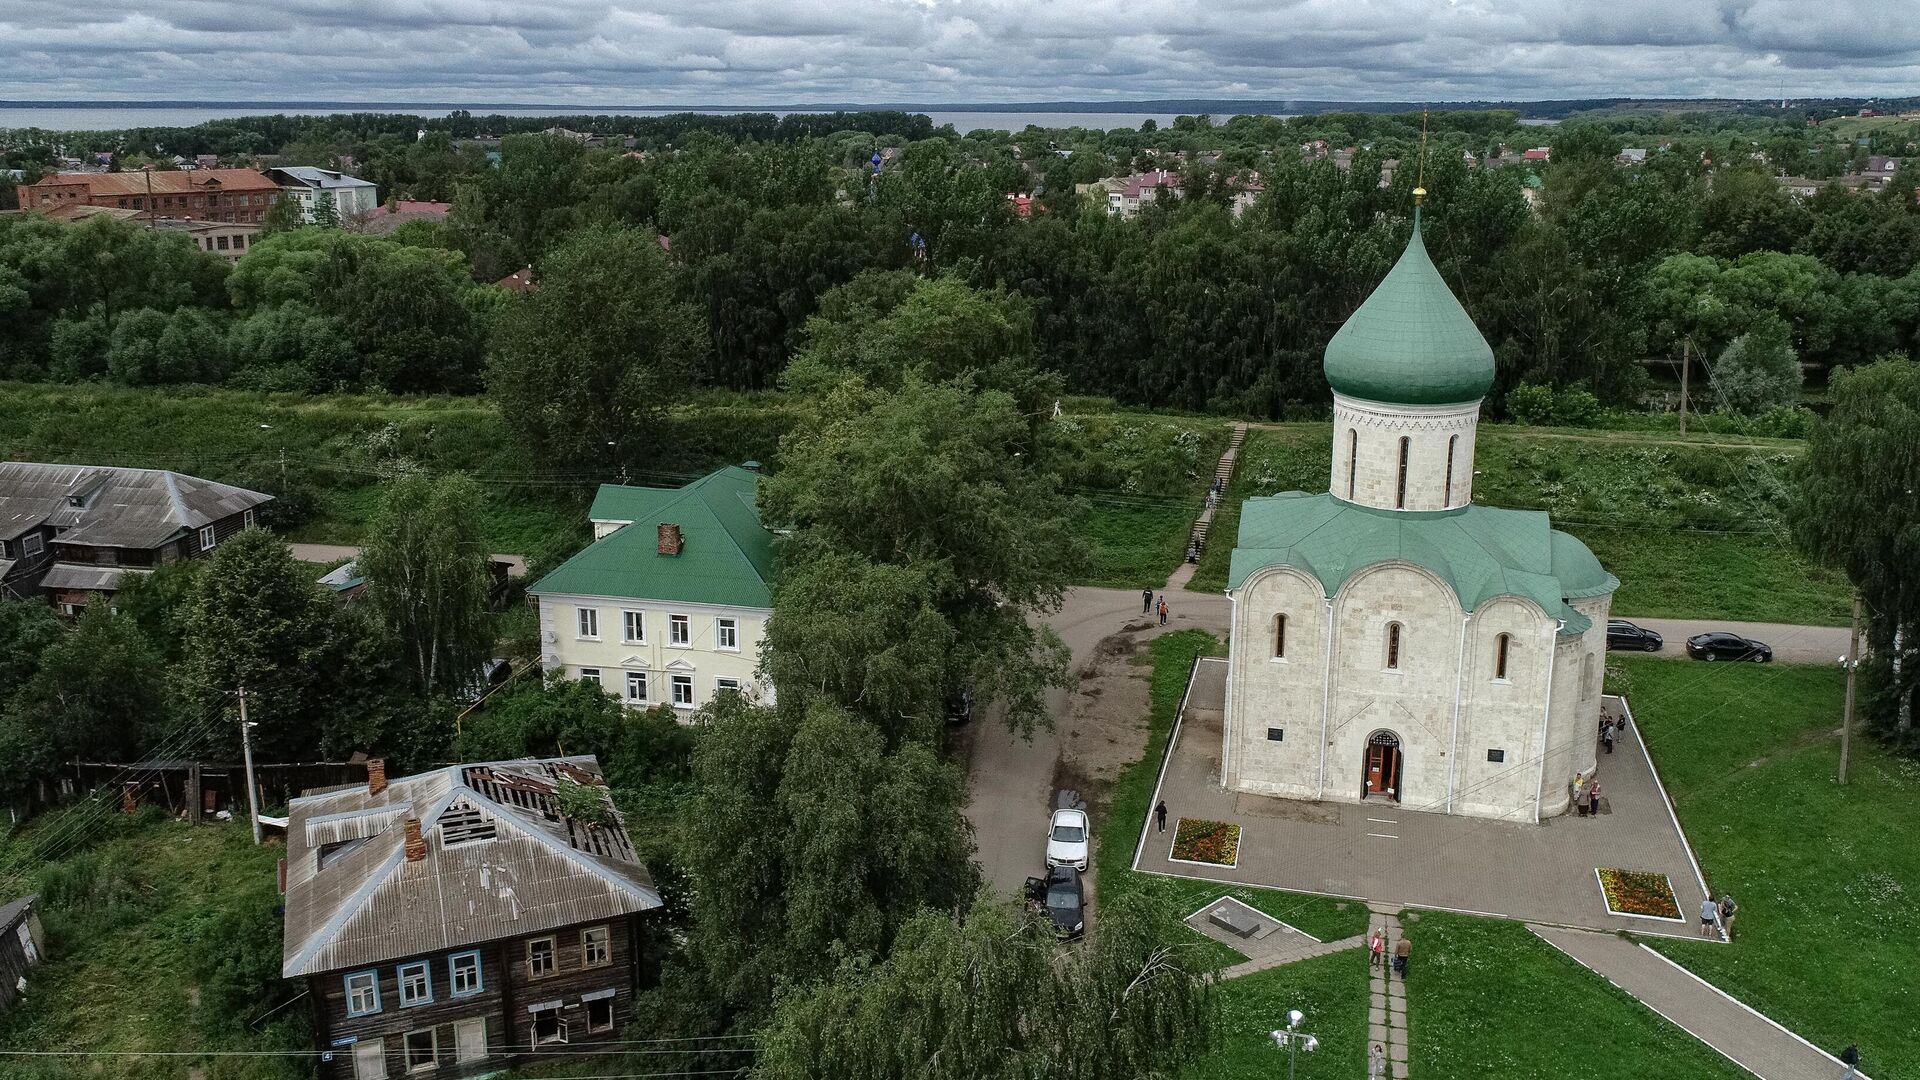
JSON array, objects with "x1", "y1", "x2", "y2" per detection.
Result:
[{"x1": 1, "y1": 0, "x2": 1916, "y2": 104}]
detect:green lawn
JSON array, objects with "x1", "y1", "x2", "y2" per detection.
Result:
[
  {"x1": 1406, "y1": 912, "x2": 1749, "y2": 1079},
  {"x1": 1188, "y1": 425, "x2": 1851, "y2": 624},
  {"x1": 0, "y1": 811, "x2": 308, "y2": 1080},
  {"x1": 1618, "y1": 656, "x2": 1917, "y2": 1078},
  {"x1": 1094, "y1": 631, "x2": 1370, "y2": 956},
  {"x1": 1068, "y1": 496, "x2": 1198, "y2": 590},
  {"x1": 1182, "y1": 947, "x2": 1370, "y2": 1080}
]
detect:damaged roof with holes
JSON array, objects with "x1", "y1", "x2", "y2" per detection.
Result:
[
  {"x1": 280, "y1": 756, "x2": 660, "y2": 978},
  {"x1": 531, "y1": 465, "x2": 775, "y2": 609}
]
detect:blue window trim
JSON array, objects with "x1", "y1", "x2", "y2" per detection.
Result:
[
  {"x1": 397, "y1": 960, "x2": 434, "y2": 1008},
  {"x1": 344, "y1": 969, "x2": 382, "y2": 1016},
  {"x1": 448, "y1": 950, "x2": 484, "y2": 998}
]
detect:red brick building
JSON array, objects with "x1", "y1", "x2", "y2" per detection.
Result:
[{"x1": 15, "y1": 168, "x2": 280, "y2": 224}]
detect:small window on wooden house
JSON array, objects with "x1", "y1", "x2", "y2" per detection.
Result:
[
  {"x1": 532, "y1": 1005, "x2": 567, "y2": 1045},
  {"x1": 527, "y1": 937, "x2": 557, "y2": 979},
  {"x1": 587, "y1": 995, "x2": 616, "y2": 1033},
  {"x1": 582, "y1": 926, "x2": 612, "y2": 968}
]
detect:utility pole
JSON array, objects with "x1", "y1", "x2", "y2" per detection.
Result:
[
  {"x1": 1840, "y1": 594, "x2": 1862, "y2": 786},
  {"x1": 1678, "y1": 338, "x2": 1691, "y2": 435},
  {"x1": 238, "y1": 687, "x2": 263, "y2": 845}
]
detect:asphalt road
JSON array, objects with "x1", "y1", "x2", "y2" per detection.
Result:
[
  {"x1": 288, "y1": 542, "x2": 528, "y2": 578},
  {"x1": 962, "y1": 591, "x2": 1853, "y2": 899}
]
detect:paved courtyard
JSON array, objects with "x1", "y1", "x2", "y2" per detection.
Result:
[{"x1": 1136, "y1": 659, "x2": 1716, "y2": 940}]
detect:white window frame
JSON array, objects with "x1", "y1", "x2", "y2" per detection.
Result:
[
  {"x1": 527, "y1": 936, "x2": 557, "y2": 979},
  {"x1": 715, "y1": 617, "x2": 739, "y2": 651},
  {"x1": 531, "y1": 1004, "x2": 568, "y2": 1045},
  {"x1": 582, "y1": 925, "x2": 612, "y2": 968},
  {"x1": 622, "y1": 610, "x2": 646, "y2": 644},
  {"x1": 403, "y1": 1028, "x2": 437, "y2": 1073},
  {"x1": 243, "y1": 508, "x2": 256, "y2": 528},
  {"x1": 715, "y1": 677, "x2": 742, "y2": 695},
  {"x1": 345, "y1": 970, "x2": 381, "y2": 1017},
  {"x1": 198, "y1": 524, "x2": 217, "y2": 551},
  {"x1": 670, "y1": 674, "x2": 695, "y2": 709},
  {"x1": 22, "y1": 533, "x2": 42, "y2": 558},
  {"x1": 668, "y1": 613, "x2": 690, "y2": 646},
  {"x1": 576, "y1": 607, "x2": 599, "y2": 640},
  {"x1": 448, "y1": 951, "x2": 483, "y2": 997},
  {"x1": 397, "y1": 961, "x2": 432, "y2": 1007},
  {"x1": 587, "y1": 995, "x2": 616, "y2": 1034},
  {"x1": 353, "y1": 1037, "x2": 387, "y2": 1080},
  {"x1": 578, "y1": 668, "x2": 601, "y2": 687},
  {"x1": 625, "y1": 670, "x2": 649, "y2": 704}
]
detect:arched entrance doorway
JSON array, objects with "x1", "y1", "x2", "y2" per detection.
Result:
[{"x1": 1363, "y1": 730, "x2": 1402, "y2": 802}]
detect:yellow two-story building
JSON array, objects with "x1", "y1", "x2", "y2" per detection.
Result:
[{"x1": 529, "y1": 467, "x2": 774, "y2": 712}]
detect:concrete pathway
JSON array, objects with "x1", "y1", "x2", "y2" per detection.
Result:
[
  {"x1": 288, "y1": 542, "x2": 528, "y2": 578},
  {"x1": 1370, "y1": 904, "x2": 1410, "y2": 1079},
  {"x1": 1530, "y1": 925, "x2": 1866, "y2": 1080},
  {"x1": 1220, "y1": 934, "x2": 1363, "y2": 979}
]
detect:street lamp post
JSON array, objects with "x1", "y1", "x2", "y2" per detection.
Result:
[{"x1": 1269, "y1": 1008, "x2": 1319, "y2": 1080}]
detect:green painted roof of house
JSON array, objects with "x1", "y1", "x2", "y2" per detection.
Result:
[
  {"x1": 1226, "y1": 492, "x2": 1616, "y2": 635},
  {"x1": 1322, "y1": 211, "x2": 1497, "y2": 406},
  {"x1": 532, "y1": 466, "x2": 775, "y2": 609}
]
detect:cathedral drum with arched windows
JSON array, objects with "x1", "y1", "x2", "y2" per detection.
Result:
[{"x1": 1220, "y1": 203, "x2": 1617, "y2": 823}]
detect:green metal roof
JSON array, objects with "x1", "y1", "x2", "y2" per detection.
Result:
[
  {"x1": 532, "y1": 466, "x2": 775, "y2": 609},
  {"x1": 1226, "y1": 492, "x2": 1616, "y2": 635},
  {"x1": 1322, "y1": 210, "x2": 1497, "y2": 406}
]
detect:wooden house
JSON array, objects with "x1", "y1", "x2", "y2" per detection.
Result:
[
  {"x1": 0, "y1": 896, "x2": 45, "y2": 1014},
  {"x1": 281, "y1": 757, "x2": 661, "y2": 1079}
]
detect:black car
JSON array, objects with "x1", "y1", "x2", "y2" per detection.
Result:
[
  {"x1": 1685, "y1": 632, "x2": 1772, "y2": 662},
  {"x1": 1606, "y1": 619, "x2": 1664, "y2": 652},
  {"x1": 1024, "y1": 866, "x2": 1085, "y2": 939}
]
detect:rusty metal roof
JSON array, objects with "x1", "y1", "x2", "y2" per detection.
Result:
[
  {"x1": 280, "y1": 756, "x2": 660, "y2": 978},
  {"x1": 0, "y1": 462, "x2": 270, "y2": 546}
]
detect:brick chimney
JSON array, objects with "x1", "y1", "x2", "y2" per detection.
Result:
[
  {"x1": 367, "y1": 758, "x2": 387, "y2": 797},
  {"x1": 403, "y1": 818, "x2": 427, "y2": 862},
  {"x1": 657, "y1": 523, "x2": 683, "y2": 556}
]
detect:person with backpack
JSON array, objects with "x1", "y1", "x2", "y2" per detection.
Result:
[{"x1": 1841, "y1": 1043, "x2": 1861, "y2": 1079}]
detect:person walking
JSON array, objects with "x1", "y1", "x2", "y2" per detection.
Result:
[
  {"x1": 1840, "y1": 1043, "x2": 1861, "y2": 1080},
  {"x1": 1142, "y1": 587, "x2": 1154, "y2": 614},
  {"x1": 1602, "y1": 718, "x2": 1616, "y2": 755},
  {"x1": 1588, "y1": 779, "x2": 1603, "y2": 817},
  {"x1": 1157, "y1": 597, "x2": 1169, "y2": 626},
  {"x1": 1369, "y1": 928, "x2": 1385, "y2": 968},
  {"x1": 1369, "y1": 1042, "x2": 1388, "y2": 1079},
  {"x1": 1718, "y1": 894, "x2": 1738, "y2": 940},
  {"x1": 1700, "y1": 896, "x2": 1720, "y2": 938},
  {"x1": 1154, "y1": 800, "x2": 1168, "y2": 832},
  {"x1": 1392, "y1": 935, "x2": 1411, "y2": 979}
]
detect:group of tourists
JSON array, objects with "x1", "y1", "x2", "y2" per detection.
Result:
[
  {"x1": 1571, "y1": 773, "x2": 1604, "y2": 817},
  {"x1": 1699, "y1": 893, "x2": 1739, "y2": 939},
  {"x1": 1141, "y1": 588, "x2": 1169, "y2": 625},
  {"x1": 1367, "y1": 926, "x2": 1411, "y2": 979}
]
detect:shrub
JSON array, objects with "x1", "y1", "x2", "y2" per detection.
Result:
[{"x1": 1504, "y1": 382, "x2": 1602, "y2": 428}]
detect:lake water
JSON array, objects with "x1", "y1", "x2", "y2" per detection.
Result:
[{"x1": 0, "y1": 106, "x2": 1260, "y2": 134}]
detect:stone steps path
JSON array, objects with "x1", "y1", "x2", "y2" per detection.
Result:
[
  {"x1": 1165, "y1": 422, "x2": 1248, "y2": 591},
  {"x1": 1530, "y1": 925, "x2": 1866, "y2": 1080},
  {"x1": 1370, "y1": 904, "x2": 1410, "y2": 1080}
]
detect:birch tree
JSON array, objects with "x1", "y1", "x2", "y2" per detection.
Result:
[{"x1": 359, "y1": 472, "x2": 493, "y2": 698}]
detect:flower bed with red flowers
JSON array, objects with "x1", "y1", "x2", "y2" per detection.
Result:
[
  {"x1": 1596, "y1": 867, "x2": 1683, "y2": 921},
  {"x1": 1170, "y1": 818, "x2": 1241, "y2": 867}
]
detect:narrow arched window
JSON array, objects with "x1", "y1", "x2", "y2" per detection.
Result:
[
  {"x1": 1396, "y1": 436, "x2": 1411, "y2": 509},
  {"x1": 1273, "y1": 614, "x2": 1287, "y2": 659},
  {"x1": 1494, "y1": 633, "x2": 1511, "y2": 680},
  {"x1": 1385, "y1": 622, "x2": 1402, "y2": 670},
  {"x1": 1347, "y1": 429, "x2": 1359, "y2": 499},
  {"x1": 1445, "y1": 434, "x2": 1458, "y2": 506}
]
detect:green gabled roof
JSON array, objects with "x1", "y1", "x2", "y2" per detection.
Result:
[
  {"x1": 1226, "y1": 492, "x2": 1616, "y2": 636},
  {"x1": 1322, "y1": 210, "x2": 1497, "y2": 406},
  {"x1": 533, "y1": 466, "x2": 775, "y2": 609}
]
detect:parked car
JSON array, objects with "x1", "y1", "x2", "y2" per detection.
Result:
[
  {"x1": 1046, "y1": 808, "x2": 1089, "y2": 871},
  {"x1": 1606, "y1": 619, "x2": 1664, "y2": 652},
  {"x1": 1686, "y1": 632, "x2": 1772, "y2": 662},
  {"x1": 944, "y1": 685, "x2": 974, "y2": 726},
  {"x1": 1025, "y1": 866, "x2": 1084, "y2": 939}
]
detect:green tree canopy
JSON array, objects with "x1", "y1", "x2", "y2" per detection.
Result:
[
  {"x1": 486, "y1": 224, "x2": 707, "y2": 474},
  {"x1": 1710, "y1": 319, "x2": 1802, "y2": 416},
  {"x1": 755, "y1": 888, "x2": 1216, "y2": 1080},
  {"x1": 358, "y1": 472, "x2": 493, "y2": 698},
  {"x1": 0, "y1": 607, "x2": 170, "y2": 796},
  {"x1": 1790, "y1": 359, "x2": 1920, "y2": 739}
]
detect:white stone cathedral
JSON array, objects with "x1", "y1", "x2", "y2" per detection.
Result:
[{"x1": 1222, "y1": 201, "x2": 1617, "y2": 822}]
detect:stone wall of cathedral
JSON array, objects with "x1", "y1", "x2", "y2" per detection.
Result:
[{"x1": 1331, "y1": 394, "x2": 1480, "y2": 511}]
